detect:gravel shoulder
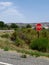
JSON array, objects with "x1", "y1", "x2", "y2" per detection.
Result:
[{"x1": 0, "y1": 49, "x2": 49, "y2": 65}]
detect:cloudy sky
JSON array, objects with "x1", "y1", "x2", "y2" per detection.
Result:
[{"x1": 0, "y1": 0, "x2": 49, "y2": 23}]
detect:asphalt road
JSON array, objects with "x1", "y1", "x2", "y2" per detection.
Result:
[{"x1": 0, "y1": 49, "x2": 49, "y2": 65}]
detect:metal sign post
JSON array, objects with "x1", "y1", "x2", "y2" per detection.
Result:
[{"x1": 36, "y1": 23, "x2": 42, "y2": 38}]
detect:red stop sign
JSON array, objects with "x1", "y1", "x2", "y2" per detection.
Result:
[{"x1": 36, "y1": 23, "x2": 42, "y2": 31}]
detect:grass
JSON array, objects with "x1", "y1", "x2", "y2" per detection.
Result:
[
  {"x1": 15, "y1": 48, "x2": 49, "y2": 58},
  {"x1": 0, "y1": 37, "x2": 17, "y2": 50},
  {"x1": 0, "y1": 37, "x2": 48, "y2": 58},
  {"x1": 0, "y1": 36, "x2": 49, "y2": 58}
]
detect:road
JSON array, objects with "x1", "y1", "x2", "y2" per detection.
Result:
[
  {"x1": 0, "y1": 49, "x2": 49, "y2": 65},
  {"x1": 0, "y1": 30, "x2": 14, "y2": 32}
]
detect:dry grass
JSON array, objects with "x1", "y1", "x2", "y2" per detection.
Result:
[{"x1": 0, "y1": 37, "x2": 16, "y2": 50}]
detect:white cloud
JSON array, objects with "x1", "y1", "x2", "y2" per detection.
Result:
[
  {"x1": 0, "y1": 2, "x2": 25, "y2": 23},
  {"x1": 0, "y1": 2, "x2": 13, "y2": 10},
  {"x1": 0, "y1": 2, "x2": 12, "y2": 6}
]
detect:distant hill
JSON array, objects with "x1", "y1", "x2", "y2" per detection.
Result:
[{"x1": 6, "y1": 22, "x2": 49, "y2": 27}]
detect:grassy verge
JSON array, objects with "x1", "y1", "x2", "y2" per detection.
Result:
[
  {"x1": 0, "y1": 37, "x2": 49, "y2": 58},
  {"x1": 15, "y1": 48, "x2": 49, "y2": 57}
]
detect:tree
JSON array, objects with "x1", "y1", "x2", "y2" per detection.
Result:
[
  {"x1": 10, "y1": 23, "x2": 19, "y2": 29},
  {"x1": 0, "y1": 21, "x2": 4, "y2": 28},
  {"x1": 26, "y1": 24, "x2": 32, "y2": 28}
]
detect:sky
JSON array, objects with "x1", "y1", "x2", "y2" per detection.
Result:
[{"x1": 0, "y1": 0, "x2": 49, "y2": 23}]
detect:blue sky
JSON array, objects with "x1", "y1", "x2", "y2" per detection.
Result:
[{"x1": 0, "y1": 0, "x2": 49, "y2": 23}]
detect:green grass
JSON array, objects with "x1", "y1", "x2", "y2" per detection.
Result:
[{"x1": 15, "y1": 48, "x2": 49, "y2": 57}]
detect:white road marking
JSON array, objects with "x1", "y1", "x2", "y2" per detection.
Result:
[{"x1": 0, "y1": 62, "x2": 13, "y2": 65}]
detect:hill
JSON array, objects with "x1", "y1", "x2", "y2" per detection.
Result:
[{"x1": 7, "y1": 22, "x2": 49, "y2": 27}]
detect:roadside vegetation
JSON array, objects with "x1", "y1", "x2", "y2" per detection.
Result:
[{"x1": 0, "y1": 21, "x2": 49, "y2": 57}]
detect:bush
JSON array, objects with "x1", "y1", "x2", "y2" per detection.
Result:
[
  {"x1": 15, "y1": 37, "x2": 25, "y2": 47},
  {"x1": 42, "y1": 30, "x2": 47, "y2": 38},
  {"x1": 4, "y1": 47, "x2": 9, "y2": 51},
  {"x1": 10, "y1": 31, "x2": 17, "y2": 41},
  {"x1": 30, "y1": 38, "x2": 49, "y2": 52}
]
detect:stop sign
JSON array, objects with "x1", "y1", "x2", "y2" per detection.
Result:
[{"x1": 36, "y1": 23, "x2": 42, "y2": 31}]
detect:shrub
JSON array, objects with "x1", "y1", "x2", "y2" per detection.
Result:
[
  {"x1": 10, "y1": 31, "x2": 17, "y2": 41},
  {"x1": 30, "y1": 38, "x2": 49, "y2": 52},
  {"x1": 42, "y1": 30, "x2": 47, "y2": 38},
  {"x1": 4, "y1": 47, "x2": 9, "y2": 51},
  {"x1": 15, "y1": 37, "x2": 25, "y2": 47}
]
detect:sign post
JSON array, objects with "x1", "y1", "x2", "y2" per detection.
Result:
[{"x1": 36, "y1": 23, "x2": 42, "y2": 38}]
